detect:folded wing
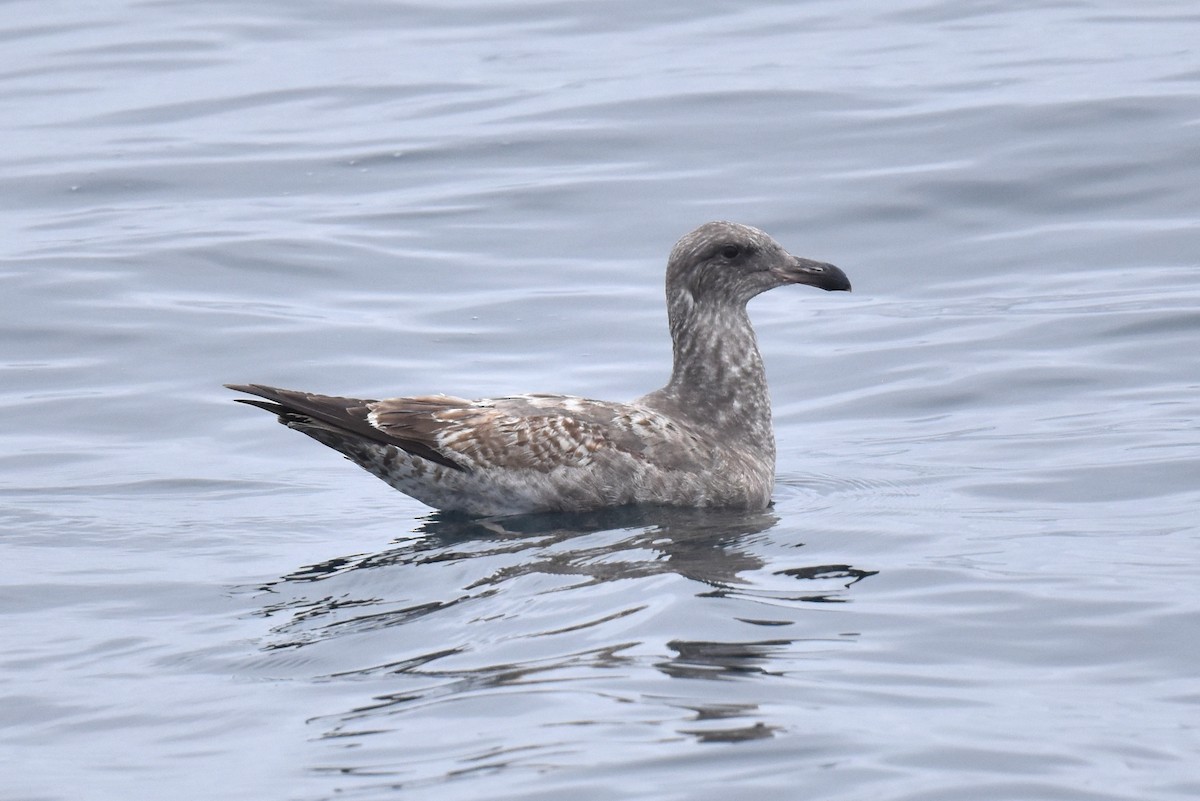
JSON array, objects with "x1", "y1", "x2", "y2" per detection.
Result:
[{"x1": 226, "y1": 384, "x2": 707, "y2": 475}]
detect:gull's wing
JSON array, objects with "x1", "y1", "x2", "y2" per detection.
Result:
[{"x1": 226, "y1": 384, "x2": 707, "y2": 474}]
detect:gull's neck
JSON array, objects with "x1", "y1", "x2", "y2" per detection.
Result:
[{"x1": 642, "y1": 292, "x2": 775, "y2": 455}]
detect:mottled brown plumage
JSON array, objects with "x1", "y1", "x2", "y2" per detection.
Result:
[{"x1": 228, "y1": 221, "x2": 850, "y2": 516}]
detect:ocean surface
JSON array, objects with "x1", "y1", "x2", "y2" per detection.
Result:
[{"x1": 3, "y1": 1, "x2": 1199, "y2": 799}]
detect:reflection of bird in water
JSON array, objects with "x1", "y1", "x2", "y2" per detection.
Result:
[
  {"x1": 257, "y1": 504, "x2": 876, "y2": 646},
  {"x1": 252, "y1": 506, "x2": 785, "y2": 652},
  {"x1": 273, "y1": 506, "x2": 781, "y2": 590},
  {"x1": 228, "y1": 221, "x2": 850, "y2": 516}
]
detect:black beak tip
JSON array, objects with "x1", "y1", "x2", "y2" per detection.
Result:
[
  {"x1": 808, "y1": 262, "x2": 852, "y2": 292},
  {"x1": 782, "y1": 258, "x2": 851, "y2": 292},
  {"x1": 824, "y1": 267, "x2": 852, "y2": 292}
]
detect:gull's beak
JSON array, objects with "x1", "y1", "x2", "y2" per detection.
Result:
[{"x1": 774, "y1": 256, "x2": 851, "y2": 292}]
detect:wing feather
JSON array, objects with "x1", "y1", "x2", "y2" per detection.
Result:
[{"x1": 226, "y1": 384, "x2": 467, "y2": 470}]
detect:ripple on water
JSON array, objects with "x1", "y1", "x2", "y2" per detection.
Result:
[{"x1": 4, "y1": 0, "x2": 1200, "y2": 799}]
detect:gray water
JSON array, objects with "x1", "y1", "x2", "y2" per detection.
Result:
[{"x1": 3, "y1": 1, "x2": 1199, "y2": 799}]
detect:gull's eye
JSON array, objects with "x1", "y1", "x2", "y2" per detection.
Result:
[{"x1": 720, "y1": 244, "x2": 741, "y2": 259}]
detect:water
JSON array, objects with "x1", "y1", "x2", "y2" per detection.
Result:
[{"x1": 3, "y1": 1, "x2": 1199, "y2": 799}]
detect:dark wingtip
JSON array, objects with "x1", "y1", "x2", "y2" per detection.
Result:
[
  {"x1": 224, "y1": 382, "x2": 469, "y2": 473},
  {"x1": 226, "y1": 383, "x2": 276, "y2": 394},
  {"x1": 226, "y1": 383, "x2": 285, "y2": 402},
  {"x1": 232, "y1": 397, "x2": 288, "y2": 415},
  {"x1": 227, "y1": 384, "x2": 290, "y2": 417}
]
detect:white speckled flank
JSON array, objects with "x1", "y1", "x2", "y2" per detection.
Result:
[{"x1": 228, "y1": 221, "x2": 850, "y2": 516}]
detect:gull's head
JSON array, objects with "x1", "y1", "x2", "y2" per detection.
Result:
[{"x1": 666, "y1": 221, "x2": 850, "y2": 307}]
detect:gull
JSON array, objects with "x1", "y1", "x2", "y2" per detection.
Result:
[{"x1": 228, "y1": 221, "x2": 850, "y2": 516}]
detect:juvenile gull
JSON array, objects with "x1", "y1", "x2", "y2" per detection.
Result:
[{"x1": 228, "y1": 221, "x2": 850, "y2": 516}]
